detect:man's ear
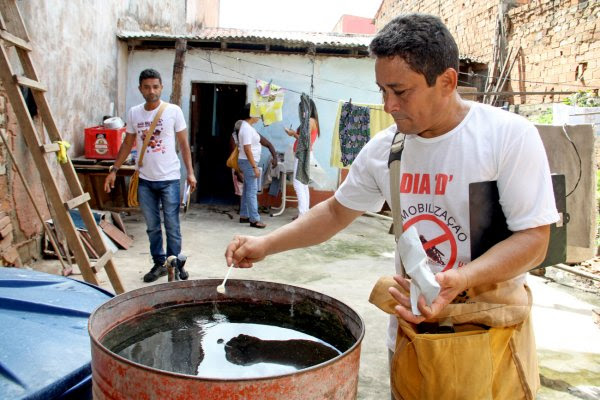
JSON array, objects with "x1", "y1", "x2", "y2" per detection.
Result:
[{"x1": 437, "y1": 68, "x2": 458, "y2": 96}]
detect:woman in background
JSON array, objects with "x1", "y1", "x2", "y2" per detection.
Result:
[
  {"x1": 237, "y1": 104, "x2": 279, "y2": 228},
  {"x1": 231, "y1": 117, "x2": 277, "y2": 224},
  {"x1": 284, "y1": 98, "x2": 320, "y2": 219}
]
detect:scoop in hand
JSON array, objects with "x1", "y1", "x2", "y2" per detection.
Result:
[{"x1": 217, "y1": 265, "x2": 234, "y2": 294}]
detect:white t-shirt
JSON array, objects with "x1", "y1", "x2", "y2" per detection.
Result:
[
  {"x1": 335, "y1": 101, "x2": 559, "y2": 350},
  {"x1": 237, "y1": 120, "x2": 261, "y2": 163},
  {"x1": 126, "y1": 101, "x2": 186, "y2": 181}
]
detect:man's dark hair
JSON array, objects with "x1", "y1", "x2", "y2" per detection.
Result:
[
  {"x1": 139, "y1": 69, "x2": 162, "y2": 85},
  {"x1": 369, "y1": 14, "x2": 459, "y2": 87}
]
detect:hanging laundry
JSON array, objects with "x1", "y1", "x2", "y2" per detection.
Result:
[
  {"x1": 329, "y1": 101, "x2": 394, "y2": 168},
  {"x1": 294, "y1": 93, "x2": 311, "y2": 185},
  {"x1": 338, "y1": 101, "x2": 370, "y2": 167},
  {"x1": 250, "y1": 79, "x2": 285, "y2": 126}
]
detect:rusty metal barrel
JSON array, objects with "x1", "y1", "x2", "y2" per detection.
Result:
[{"x1": 88, "y1": 279, "x2": 365, "y2": 400}]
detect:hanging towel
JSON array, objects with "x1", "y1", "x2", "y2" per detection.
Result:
[
  {"x1": 294, "y1": 93, "x2": 311, "y2": 184},
  {"x1": 329, "y1": 101, "x2": 395, "y2": 168},
  {"x1": 338, "y1": 102, "x2": 370, "y2": 167},
  {"x1": 250, "y1": 79, "x2": 285, "y2": 126}
]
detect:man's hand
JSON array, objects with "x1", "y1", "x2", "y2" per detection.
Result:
[
  {"x1": 253, "y1": 166, "x2": 260, "y2": 178},
  {"x1": 271, "y1": 157, "x2": 278, "y2": 168},
  {"x1": 225, "y1": 235, "x2": 269, "y2": 268},
  {"x1": 104, "y1": 172, "x2": 116, "y2": 193},
  {"x1": 389, "y1": 267, "x2": 469, "y2": 324},
  {"x1": 187, "y1": 173, "x2": 197, "y2": 192}
]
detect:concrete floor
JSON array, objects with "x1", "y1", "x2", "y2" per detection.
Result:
[{"x1": 38, "y1": 204, "x2": 600, "y2": 399}]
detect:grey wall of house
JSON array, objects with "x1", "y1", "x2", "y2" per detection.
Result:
[
  {"x1": 16, "y1": 0, "x2": 125, "y2": 156},
  {"x1": 537, "y1": 124, "x2": 597, "y2": 263},
  {"x1": 125, "y1": 49, "x2": 382, "y2": 190},
  {"x1": 16, "y1": 0, "x2": 216, "y2": 156}
]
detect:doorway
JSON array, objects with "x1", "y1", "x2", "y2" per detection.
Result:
[{"x1": 190, "y1": 83, "x2": 246, "y2": 204}]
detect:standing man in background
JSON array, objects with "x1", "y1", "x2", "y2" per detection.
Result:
[{"x1": 104, "y1": 68, "x2": 196, "y2": 283}]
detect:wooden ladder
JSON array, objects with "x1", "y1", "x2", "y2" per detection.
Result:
[{"x1": 0, "y1": 0, "x2": 124, "y2": 294}]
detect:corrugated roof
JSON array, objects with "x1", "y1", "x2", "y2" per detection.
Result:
[
  {"x1": 118, "y1": 27, "x2": 375, "y2": 49},
  {"x1": 117, "y1": 27, "x2": 483, "y2": 62}
]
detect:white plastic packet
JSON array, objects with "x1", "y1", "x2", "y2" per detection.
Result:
[{"x1": 397, "y1": 226, "x2": 441, "y2": 316}]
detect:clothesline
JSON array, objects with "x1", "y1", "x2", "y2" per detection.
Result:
[{"x1": 184, "y1": 63, "x2": 388, "y2": 112}]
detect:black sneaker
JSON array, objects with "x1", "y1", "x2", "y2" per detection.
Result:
[{"x1": 143, "y1": 262, "x2": 167, "y2": 282}]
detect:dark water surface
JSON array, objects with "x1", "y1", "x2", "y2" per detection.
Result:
[{"x1": 101, "y1": 301, "x2": 354, "y2": 379}]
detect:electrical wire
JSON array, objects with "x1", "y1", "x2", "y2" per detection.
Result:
[
  {"x1": 208, "y1": 50, "x2": 600, "y2": 90},
  {"x1": 195, "y1": 50, "x2": 600, "y2": 104},
  {"x1": 560, "y1": 125, "x2": 582, "y2": 197},
  {"x1": 220, "y1": 52, "x2": 600, "y2": 92},
  {"x1": 459, "y1": 71, "x2": 600, "y2": 90},
  {"x1": 185, "y1": 58, "x2": 387, "y2": 111},
  {"x1": 220, "y1": 53, "x2": 381, "y2": 93},
  {"x1": 184, "y1": 55, "x2": 594, "y2": 110}
]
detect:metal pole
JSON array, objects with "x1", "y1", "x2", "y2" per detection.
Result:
[{"x1": 550, "y1": 263, "x2": 600, "y2": 282}]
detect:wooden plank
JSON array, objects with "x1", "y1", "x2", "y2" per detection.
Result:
[
  {"x1": 0, "y1": 30, "x2": 31, "y2": 51},
  {"x1": 64, "y1": 192, "x2": 90, "y2": 210},
  {"x1": 92, "y1": 250, "x2": 113, "y2": 274},
  {"x1": 78, "y1": 231, "x2": 99, "y2": 259},
  {"x1": 0, "y1": 215, "x2": 9, "y2": 230},
  {"x1": 0, "y1": 224, "x2": 11, "y2": 239},
  {"x1": 41, "y1": 143, "x2": 59, "y2": 153},
  {"x1": 15, "y1": 75, "x2": 46, "y2": 91},
  {"x1": 100, "y1": 219, "x2": 132, "y2": 249},
  {"x1": 110, "y1": 211, "x2": 127, "y2": 236},
  {"x1": 170, "y1": 38, "x2": 187, "y2": 106},
  {"x1": 0, "y1": 0, "x2": 30, "y2": 40}
]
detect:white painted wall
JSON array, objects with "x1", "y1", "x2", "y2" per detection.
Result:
[{"x1": 125, "y1": 49, "x2": 382, "y2": 189}]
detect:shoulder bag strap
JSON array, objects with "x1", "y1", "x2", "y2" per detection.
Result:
[
  {"x1": 388, "y1": 131, "x2": 406, "y2": 276},
  {"x1": 138, "y1": 102, "x2": 168, "y2": 168}
]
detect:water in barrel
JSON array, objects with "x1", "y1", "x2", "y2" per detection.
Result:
[{"x1": 101, "y1": 301, "x2": 354, "y2": 379}]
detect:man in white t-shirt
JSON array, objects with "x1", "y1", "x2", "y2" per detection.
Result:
[
  {"x1": 225, "y1": 14, "x2": 558, "y2": 398},
  {"x1": 104, "y1": 69, "x2": 196, "y2": 283}
]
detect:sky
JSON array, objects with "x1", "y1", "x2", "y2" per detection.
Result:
[{"x1": 219, "y1": 0, "x2": 382, "y2": 32}]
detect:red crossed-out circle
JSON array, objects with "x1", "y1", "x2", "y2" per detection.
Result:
[{"x1": 404, "y1": 214, "x2": 457, "y2": 271}]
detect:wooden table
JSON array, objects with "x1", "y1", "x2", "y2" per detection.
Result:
[{"x1": 73, "y1": 158, "x2": 136, "y2": 210}]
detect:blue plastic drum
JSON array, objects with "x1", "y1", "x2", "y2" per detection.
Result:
[{"x1": 0, "y1": 267, "x2": 113, "y2": 400}]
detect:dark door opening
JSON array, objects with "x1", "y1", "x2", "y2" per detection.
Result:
[{"x1": 190, "y1": 83, "x2": 246, "y2": 205}]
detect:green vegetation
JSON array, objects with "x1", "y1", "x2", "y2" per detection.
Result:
[
  {"x1": 563, "y1": 90, "x2": 600, "y2": 107},
  {"x1": 534, "y1": 107, "x2": 553, "y2": 124}
]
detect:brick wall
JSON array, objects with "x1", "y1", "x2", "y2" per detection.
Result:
[
  {"x1": 374, "y1": 0, "x2": 599, "y2": 105},
  {"x1": 0, "y1": 84, "x2": 49, "y2": 265},
  {"x1": 375, "y1": 0, "x2": 500, "y2": 64},
  {"x1": 0, "y1": 89, "x2": 9, "y2": 214},
  {"x1": 508, "y1": 0, "x2": 600, "y2": 104}
]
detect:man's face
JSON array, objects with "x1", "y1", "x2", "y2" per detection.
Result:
[
  {"x1": 139, "y1": 78, "x2": 163, "y2": 103},
  {"x1": 375, "y1": 56, "x2": 448, "y2": 138}
]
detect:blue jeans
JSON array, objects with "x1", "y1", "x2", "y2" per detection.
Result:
[
  {"x1": 238, "y1": 158, "x2": 260, "y2": 223},
  {"x1": 138, "y1": 178, "x2": 181, "y2": 265}
]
